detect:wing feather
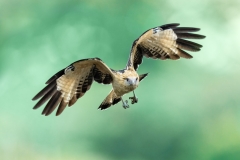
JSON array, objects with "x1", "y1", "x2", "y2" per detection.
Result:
[
  {"x1": 45, "y1": 69, "x2": 65, "y2": 84},
  {"x1": 177, "y1": 38, "x2": 203, "y2": 48},
  {"x1": 41, "y1": 91, "x2": 62, "y2": 115},
  {"x1": 173, "y1": 27, "x2": 200, "y2": 33},
  {"x1": 56, "y1": 100, "x2": 68, "y2": 116},
  {"x1": 68, "y1": 95, "x2": 77, "y2": 107},
  {"x1": 32, "y1": 58, "x2": 114, "y2": 116},
  {"x1": 33, "y1": 86, "x2": 57, "y2": 109},
  {"x1": 175, "y1": 33, "x2": 206, "y2": 39},
  {"x1": 32, "y1": 80, "x2": 56, "y2": 100},
  {"x1": 127, "y1": 23, "x2": 205, "y2": 70},
  {"x1": 176, "y1": 39, "x2": 201, "y2": 52},
  {"x1": 159, "y1": 23, "x2": 180, "y2": 30},
  {"x1": 177, "y1": 48, "x2": 193, "y2": 59},
  {"x1": 45, "y1": 93, "x2": 63, "y2": 116}
]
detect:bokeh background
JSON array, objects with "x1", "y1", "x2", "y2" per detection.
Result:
[{"x1": 1, "y1": 0, "x2": 240, "y2": 159}]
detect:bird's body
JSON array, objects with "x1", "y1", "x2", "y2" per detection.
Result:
[
  {"x1": 32, "y1": 23, "x2": 205, "y2": 116},
  {"x1": 112, "y1": 67, "x2": 139, "y2": 96}
]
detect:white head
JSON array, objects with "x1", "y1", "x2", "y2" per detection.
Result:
[{"x1": 123, "y1": 77, "x2": 139, "y2": 86}]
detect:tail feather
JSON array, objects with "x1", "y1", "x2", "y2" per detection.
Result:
[
  {"x1": 98, "y1": 90, "x2": 121, "y2": 110},
  {"x1": 139, "y1": 73, "x2": 148, "y2": 81}
]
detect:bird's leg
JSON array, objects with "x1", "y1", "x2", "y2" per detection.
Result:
[
  {"x1": 121, "y1": 97, "x2": 129, "y2": 109},
  {"x1": 129, "y1": 90, "x2": 138, "y2": 104}
]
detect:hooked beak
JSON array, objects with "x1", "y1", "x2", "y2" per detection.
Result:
[{"x1": 126, "y1": 77, "x2": 138, "y2": 86}]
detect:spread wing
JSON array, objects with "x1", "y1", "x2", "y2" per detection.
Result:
[
  {"x1": 127, "y1": 23, "x2": 206, "y2": 70},
  {"x1": 32, "y1": 58, "x2": 114, "y2": 116}
]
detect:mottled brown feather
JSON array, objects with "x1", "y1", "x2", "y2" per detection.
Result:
[
  {"x1": 45, "y1": 92, "x2": 62, "y2": 116},
  {"x1": 32, "y1": 80, "x2": 56, "y2": 100},
  {"x1": 68, "y1": 95, "x2": 77, "y2": 107},
  {"x1": 98, "y1": 90, "x2": 121, "y2": 110},
  {"x1": 56, "y1": 100, "x2": 68, "y2": 116},
  {"x1": 176, "y1": 33, "x2": 206, "y2": 39},
  {"x1": 33, "y1": 86, "x2": 57, "y2": 109},
  {"x1": 127, "y1": 23, "x2": 205, "y2": 70},
  {"x1": 33, "y1": 58, "x2": 114, "y2": 116},
  {"x1": 177, "y1": 48, "x2": 193, "y2": 59},
  {"x1": 41, "y1": 91, "x2": 61, "y2": 115},
  {"x1": 173, "y1": 27, "x2": 200, "y2": 33},
  {"x1": 45, "y1": 69, "x2": 65, "y2": 84}
]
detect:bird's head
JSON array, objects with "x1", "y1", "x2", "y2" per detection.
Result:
[{"x1": 123, "y1": 77, "x2": 139, "y2": 87}]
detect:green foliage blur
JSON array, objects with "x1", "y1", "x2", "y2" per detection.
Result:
[{"x1": 1, "y1": 0, "x2": 240, "y2": 159}]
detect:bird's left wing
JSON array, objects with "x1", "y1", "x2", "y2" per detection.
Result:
[
  {"x1": 127, "y1": 23, "x2": 206, "y2": 70},
  {"x1": 32, "y1": 58, "x2": 114, "y2": 116}
]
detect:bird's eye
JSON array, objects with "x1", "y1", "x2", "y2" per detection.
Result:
[
  {"x1": 136, "y1": 77, "x2": 138, "y2": 81},
  {"x1": 124, "y1": 78, "x2": 129, "y2": 81}
]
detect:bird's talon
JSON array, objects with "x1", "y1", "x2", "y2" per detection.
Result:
[
  {"x1": 129, "y1": 96, "x2": 138, "y2": 104},
  {"x1": 123, "y1": 104, "x2": 129, "y2": 109},
  {"x1": 122, "y1": 99, "x2": 129, "y2": 109},
  {"x1": 135, "y1": 97, "x2": 138, "y2": 103}
]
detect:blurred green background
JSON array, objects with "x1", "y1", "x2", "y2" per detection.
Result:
[{"x1": 1, "y1": 0, "x2": 240, "y2": 160}]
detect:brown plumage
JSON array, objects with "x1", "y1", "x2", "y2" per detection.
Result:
[{"x1": 32, "y1": 23, "x2": 205, "y2": 116}]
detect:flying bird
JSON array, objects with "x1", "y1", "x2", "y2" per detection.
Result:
[{"x1": 32, "y1": 23, "x2": 205, "y2": 116}]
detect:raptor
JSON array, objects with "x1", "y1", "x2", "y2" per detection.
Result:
[{"x1": 32, "y1": 23, "x2": 205, "y2": 116}]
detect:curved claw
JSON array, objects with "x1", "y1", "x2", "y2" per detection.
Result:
[
  {"x1": 135, "y1": 97, "x2": 138, "y2": 103},
  {"x1": 129, "y1": 96, "x2": 138, "y2": 104},
  {"x1": 123, "y1": 100, "x2": 129, "y2": 109}
]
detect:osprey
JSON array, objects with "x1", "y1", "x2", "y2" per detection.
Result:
[{"x1": 32, "y1": 23, "x2": 205, "y2": 116}]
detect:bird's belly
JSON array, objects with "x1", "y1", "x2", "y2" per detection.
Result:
[{"x1": 112, "y1": 84, "x2": 136, "y2": 97}]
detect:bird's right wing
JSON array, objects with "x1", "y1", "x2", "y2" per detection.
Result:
[{"x1": 32, "y1": 58, "x2": 114, "y2": 116}]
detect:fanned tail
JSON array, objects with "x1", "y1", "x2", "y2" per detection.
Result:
[{"x1": 98, "y1": 90, "x2": 121, "y2": 110}]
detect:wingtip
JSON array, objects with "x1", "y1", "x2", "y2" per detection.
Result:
[
  {"x1": 159, "y1": 23, "x2": 180, "y2": 30},
  {"x1": 32, "y1": 94, "x2": 41, "y2": 101},
  {"x1": 56, "y1": 109, "x2": 63, "y2": 116},
  {"x1": 42, "y1": 111, "x2": 52, "y2": 116},
  {"x1": 167, "y1": 23, "x2": 180, "y2": 26},
  {"x1": 194, "y1": 28, "x2": 201, "y2": 31},
  {"x1": 32, "y1": 97, "x2": 37, "y2": 101},
  {"x1": 173, "y1": 27, "x2": 202, "y2": 33},
  {"x1": 33, "y1": 105, "x2": 39, "y2": 110},
  {"x1": 173, "y1": 23, "x2": 180, "y2": 26},
  {"x1": 98, "y1": 107, "x2": 105, "y2": 111},
  {"x1": 190, "y1": 28, "x2": 200, "y2": 32},
  {"x1": 45, "y1": 75, "x2": 56, "y2": 84}
]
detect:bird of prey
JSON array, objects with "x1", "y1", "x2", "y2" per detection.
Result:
[{"x1": 32, "y1": 23, "x2": 205, "y2": 116}]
